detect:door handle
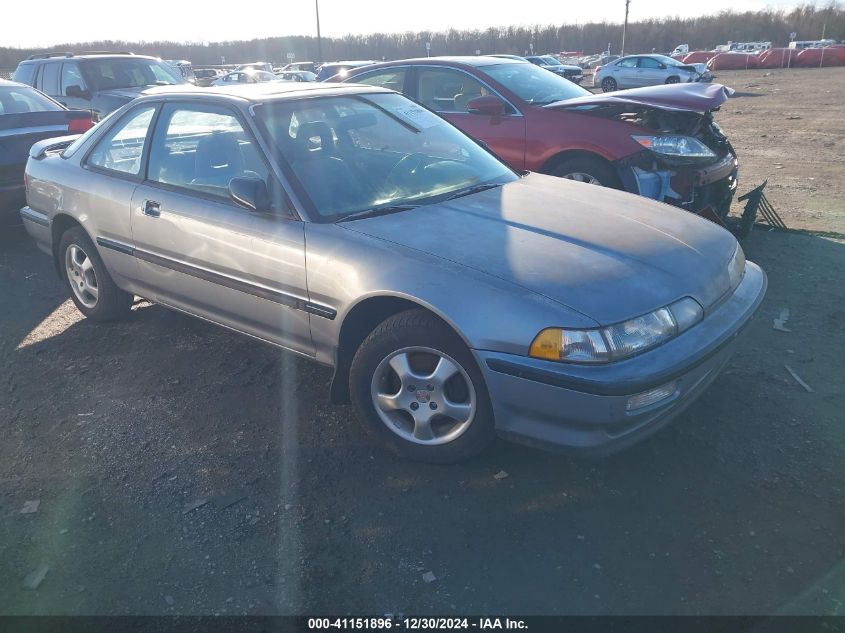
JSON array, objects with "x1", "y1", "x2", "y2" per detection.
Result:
[{"x1": 143, "y1": 200, "x2": 161, "y2": 217}]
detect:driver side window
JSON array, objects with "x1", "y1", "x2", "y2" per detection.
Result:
[
  {"x1": 147, "y1": 104, "x2": 269, "y2": 202},
  {"x1": 639, "y1": 57, "x2": 663, "y2": 69},
  {"x1": 416, "y1": 68, "x2": 487, "y2": 113},
  {"x1": 60, "y1": 63, "x2": 86, "y2": 97}
]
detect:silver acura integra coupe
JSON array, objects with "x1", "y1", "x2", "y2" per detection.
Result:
[{"x1": 20, "y1": 82, "x2": 766, "y2": 462}]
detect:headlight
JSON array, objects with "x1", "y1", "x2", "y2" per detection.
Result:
[
  {"x1": 529, "y1": 297, "x2": 704, "y2": 364},
  {"x1": 728, "y1": 243, "x2": 746, "y2": 289},
  {"x1": 632, "y1": 135, "x2": 716, "y2": 162}
]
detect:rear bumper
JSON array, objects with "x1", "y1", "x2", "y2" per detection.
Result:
[
  {"x1": 20, "y1": 206, "x2": 53, "y2": 254},
  {"x1": 475, "y1": 261, "x2": 766, "y2": 455}
]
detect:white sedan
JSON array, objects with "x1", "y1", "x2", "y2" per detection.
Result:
[
  {"x1": 211, "y1": 70, "x2": 279, "y2": 86},
  {"x1": 594, "y1": 55, "x2": 709, "y2": 92}
]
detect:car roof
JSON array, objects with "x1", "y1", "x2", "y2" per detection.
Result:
[
  {"x1": 22, "y1": 52, "x2": 161, "y2": 62},
  {"x1": 346, "y1": 56, "x2": 525, "y2": 74},
  {"x1": 0, "y1": 78, "x2": 30, "y2": 88},
  {"x1": 142, "y1": 81, "x2": 392, "y2": 102},
  {"x1": 320, "y1": 61, "x2": 377, "y2": 68}
]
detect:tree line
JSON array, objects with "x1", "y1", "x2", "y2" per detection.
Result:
[{"x1": 1, "y1": 4, "x2": 842, "y2": 69}]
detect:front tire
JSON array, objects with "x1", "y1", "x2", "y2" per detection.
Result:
[
  {"x1": 59, "y1": 227, "x2": 133, "y2": 321},
  {"x1": 548, "y1": 156, "x2": 620, "y2": 188},
  {"x1": 601, "y1": 76, "x2": 617, "y2": 92},
  {"x1": 665, "y1": 76, "x2": 681, "y2": 84},
  {"x1": 349, "y1": 309, "x2": 495, "y2": 463}
]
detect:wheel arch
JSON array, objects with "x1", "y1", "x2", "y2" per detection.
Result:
[
  {"x1": 539, "y1": 149, "x2": 617, "y2": 177},
  {"x1": 329, "y1": 294, "x2": 472, "y2": 405},
  {"x1": 50, "y1": 214, "x2": 88, "y2": 279}
]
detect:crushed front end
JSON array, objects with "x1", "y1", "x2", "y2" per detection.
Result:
[{"x1": 612, "y1": 107, "x2": 739, "y2": 218}]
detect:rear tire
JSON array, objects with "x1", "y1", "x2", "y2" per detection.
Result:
[
  {"x1": 548, "y1": 156, "x2": 621, "y2": 189},
  {"x1": 601, "y1": 77, "x2": 617, "y2": 92},
  {"x1": 349, "y1": 309, "x2": 495, "y2": 463},
  {"x1": 59, "y1": 227, "x2": 133, "y2": 321}
]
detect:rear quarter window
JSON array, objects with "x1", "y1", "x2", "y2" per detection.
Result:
[
  {"x1": 12, "y1": 63, "x2": 36, "y2": 86},
  {"x1": 0, "y1": 86, "x2": 62, "y2": 114}
]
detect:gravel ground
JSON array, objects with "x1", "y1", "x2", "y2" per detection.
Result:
[{"x1": 1, "y1": 69, "x2": 844, "y2": 616}]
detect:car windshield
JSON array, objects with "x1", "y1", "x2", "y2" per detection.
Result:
[
  {"x1": 255, "y1": 92, "x2": 517, "y2": 222},
  {"x1": 483, "y1": 62, "x2": 590, "y2": 105},
  {"x1": 81, "y1": 58, "x2": 182, "y2": 90},
  {"x1": 654, "y1": 54, "x2": 685, "y2": 67},
  {"x1": 0, "y1": 86, "x2": 61, "y2": 113}
]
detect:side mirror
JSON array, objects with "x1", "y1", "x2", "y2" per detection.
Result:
[
  {"x1": 66, "y1": 85, "x2": 90, "y2": 100},
  {"x1": 229, "y1": 177, "x2": 271, "y2": 213},
  {"x1": 658, "y1": 63, "x2": 667, "y2": 69},
  {"x1": 467, "y1": 95, "x2": 506, "y2": 117}
]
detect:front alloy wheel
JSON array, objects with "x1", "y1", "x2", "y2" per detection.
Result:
[
  {"x1": 350, "y1": 309, "x2": 495, "y2": 462},
  {"x1": 371, "y1": 347, "x2": 476, "y2": 446},
  {"x1": 562, "y1": 172, "x2": 602, "y2": 185}
]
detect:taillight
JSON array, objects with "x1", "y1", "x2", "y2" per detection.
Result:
[{"x1": 68, "y1": 116, "x2": 94, "y2": 134}]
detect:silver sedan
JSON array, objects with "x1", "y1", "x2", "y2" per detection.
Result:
[
  {"x1": 20, "y1": 82, "x2": 765, "y2": 462},
  {"x1": 594, "y1": 55, "x2": 704, "y2": 92}
]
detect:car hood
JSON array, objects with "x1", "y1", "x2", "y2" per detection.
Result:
[
  {"x1": 341, "y1": 173, "x2": 739, "y2": 325},
  {"x1": 99, "y1": 86, "x2": 154, "y2": 101},
  {"x1": 545, "y1": 82, "x2": 734, "y2": 113}
]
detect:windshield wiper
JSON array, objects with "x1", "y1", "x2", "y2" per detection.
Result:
[
  {"x1": 444, "y1": 182, "x2": 502, "y2": 201},
  {"x1": 336, "y1": 203, "x2": 420, "y2": 223}
]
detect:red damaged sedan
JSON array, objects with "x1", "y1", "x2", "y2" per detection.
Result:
[{"x1": 344, "y1": 56, "x2": 738, "y2": 215}]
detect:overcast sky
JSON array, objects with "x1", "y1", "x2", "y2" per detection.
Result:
[{"x1": 4, "y1": 0, "x2": 803, "y2": 48}]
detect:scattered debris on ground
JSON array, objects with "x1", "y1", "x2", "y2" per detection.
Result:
[
  {"x1": 19, "y1": 500, "x2": 40, "y2": 514},
  {"x1": 22, "y1": 564, "x2": 49, "y2": 590},
  {"x1": 784, "y1": 364, "x2": 814, "y2": 393},
  {"x1": 773, "y1": 308, "x2": 791, "y2": 332}
]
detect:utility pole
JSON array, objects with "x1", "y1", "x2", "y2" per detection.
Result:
[
  {"x1": 621, "y1": 0, "x2": 630, "y2": 56},
  {"x1": 315, "y1": 0, "x2": 323, "y2": 64}
]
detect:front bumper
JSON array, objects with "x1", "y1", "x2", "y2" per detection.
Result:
[
  {"x1": 475, "y1": 261, "x2": 767, "y2": 455},
  {"x1": 620, "y1": 152, "x2": 739, "y2": 217}
]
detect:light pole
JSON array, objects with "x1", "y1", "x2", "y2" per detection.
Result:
[
  {"x1": 315, "y1": 0, "x2": 323, "y2": 64},
  {"x1": 621, "y1": 0, "x2": 630, "y2": 56}
]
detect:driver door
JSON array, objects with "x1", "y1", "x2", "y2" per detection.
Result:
[
  {"x1": 636, "y1": 57, "x2": 666, "y2": 86},
  {"x1": 129, "y1": 101, "x2": 313, "y2": 355}
]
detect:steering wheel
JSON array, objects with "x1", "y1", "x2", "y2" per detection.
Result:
[
  {"x1": 385, "y1": 153, "x2": 428, "y2": 192},
  {"x1": 528, "y1": 90, "x2": 557, "y2": 104}
]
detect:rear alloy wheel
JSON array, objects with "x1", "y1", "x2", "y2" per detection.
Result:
[
  {"x1": 601, "y1": 77, "x2": 617, "y2": 92},
  {"x1": 350, "y1": 309, "x2": 494, "y2": 462},
  {"x1": 665, "y1": 76, "x2": 681, "y2": 84},
  {"x1": 549, "y1": 156, "x2": 620, "y2": 189},
  {"x1": 59, "y1": 227, "x2": 133, "y2": 321}
]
